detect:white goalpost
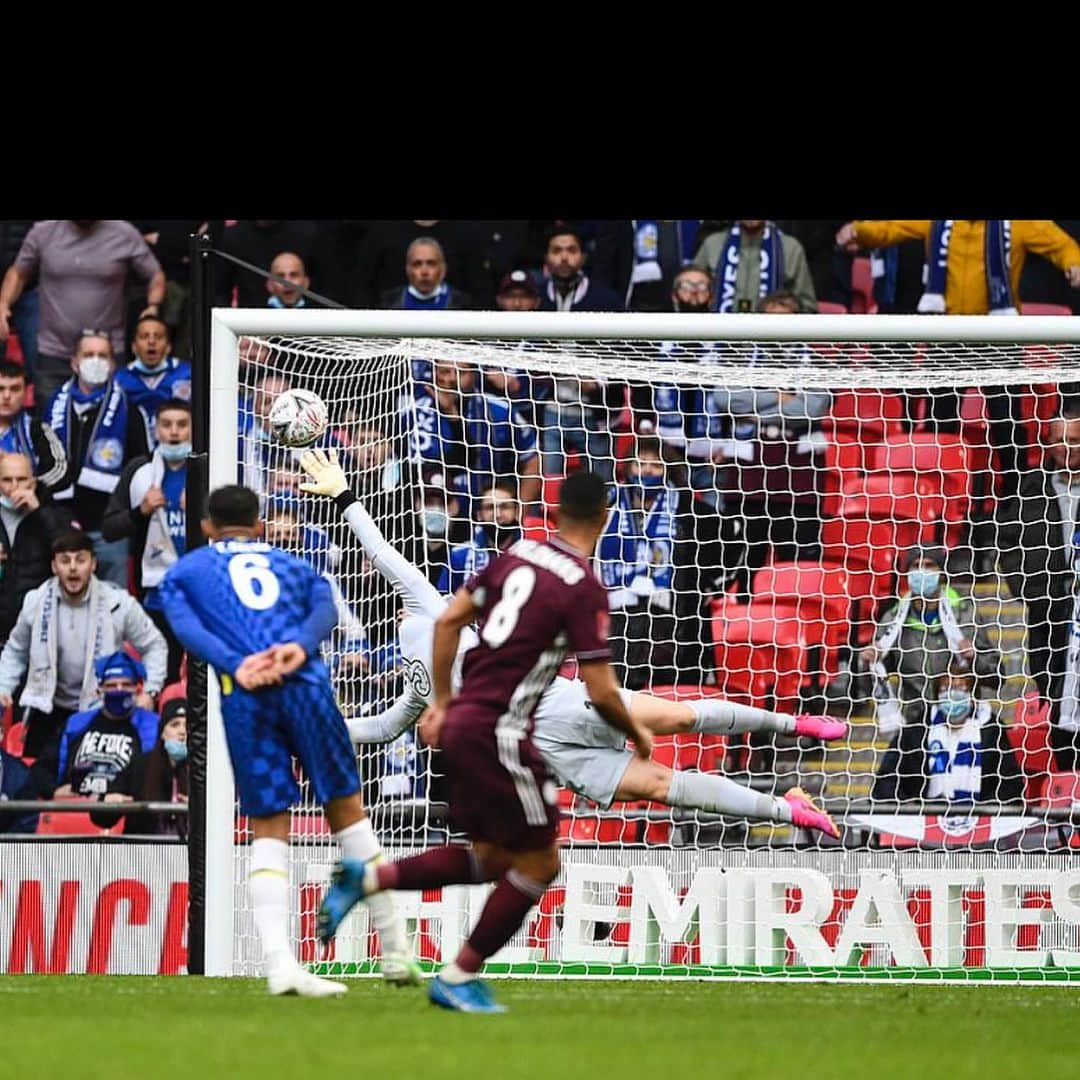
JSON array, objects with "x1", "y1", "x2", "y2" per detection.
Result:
[{"x1": 204, "y1": 308, "x2": 1080, "y2": 983}]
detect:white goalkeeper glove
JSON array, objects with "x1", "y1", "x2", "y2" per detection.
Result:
[{"x1": 299, "y1": 447, "x2": 349, "y2": 499}]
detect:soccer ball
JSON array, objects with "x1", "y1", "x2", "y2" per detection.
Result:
[{"x1": 268, "y1": 388, "x2": 328, "y2": 448}]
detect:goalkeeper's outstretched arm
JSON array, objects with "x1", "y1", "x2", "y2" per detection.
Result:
[
  {"x1": 347, "y1": 689, "x2": 427, "y2": 744},
  {"x1": 300, "y1": 448, "x2": 447, "y2": 620}
]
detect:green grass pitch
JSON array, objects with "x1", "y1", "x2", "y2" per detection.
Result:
[{"x1": 3, "y1": 976, "x2": 1076, "y2": 1079}]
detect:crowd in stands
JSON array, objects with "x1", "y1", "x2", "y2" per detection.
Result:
[{"x1": 3, "y1": 218, "x2": 1080, "y2": 843}]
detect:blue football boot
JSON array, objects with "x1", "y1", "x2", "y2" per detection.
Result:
[
  {"x1": 428, "y1": 975, "x2": 507, "y2": 1014},
  {"x1": 317, "y1": 858, "x2": 368, "y2": 947}
]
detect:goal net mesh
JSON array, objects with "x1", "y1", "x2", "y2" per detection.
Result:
[{"x1": 223, "y1": 327, "x2": 1080, "y2": 981}]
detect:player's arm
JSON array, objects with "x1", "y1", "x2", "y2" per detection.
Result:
[
  {"x1": 158, "y1": 573, "x2": 249, "y2": 680},
  {"x1": 577, "y1": 661, "x2": 652, "y2": 759},
  {"x1": 431, "y1": 586, "x2": 476, "y2": 707},
  {"x1": 271, "y1": 574, "x2": 339, "y2": 676},
  {"x1": 347, "y1": 690, "x2": 427, "y2": 744},
  {"x1": 299, "y1": 447, "x2": 447, "y2": 619}
]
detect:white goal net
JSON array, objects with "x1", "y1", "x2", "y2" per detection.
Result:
[{"x1": 206, "y1": 310, "x2": 1080, "y2": 983}]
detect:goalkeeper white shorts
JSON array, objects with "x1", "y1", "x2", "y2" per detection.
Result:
[{"x1": 533, "y1": 679, "x2": 637, "y2": 809}]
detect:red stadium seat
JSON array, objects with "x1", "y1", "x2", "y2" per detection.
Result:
[
  {"x1": 817, "y1": 300, "x2": 849, "y2": 315},
  {"x1": 1007, "y1": 691, "x2": 1054, "y2": 803},
  {"x1": 821, "y1": 435, "x2": 868, "y2": 518},
  {"x1": 36, "y1": 803, "x2": 121, "y2": 837},
  {"x1": 752, "y1": 561, "x2": 874, "y2": 679},
  {"x1": 711, "y1": 599, "x2": 806, "y2": 713},
  {"x1": 850, "y1": 257, "x2": 879, "y2": 315},
  {"x1": 819, "y1": 518, "x2": 910, "y2": 641},
  {"x1": 867, "y1": 435, "x2": 971, "y2": 545},
  {"x1": 821, "y1": 390, "x2": 905, "y2": 442},
  {"x1": 1021, "y1": 302, "x2": 1073, "y2": 316},
  {"x1": 837, "y1": 475, "x2": 948, "y2": 546},
  {"x1": 1043, "y1": 772, "x2": 1080, "y2": 807}
]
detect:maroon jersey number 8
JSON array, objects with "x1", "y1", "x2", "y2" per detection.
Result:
[{"x1": 481, "y1": 565, "x2": 537, "y2": 649}]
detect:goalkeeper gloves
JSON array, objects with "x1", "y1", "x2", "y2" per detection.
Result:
[{"x1": 299, "y1": 447, "x2": 349, "y2": 499}]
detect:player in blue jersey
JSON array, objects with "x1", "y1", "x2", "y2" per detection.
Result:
[{"x1": 157, "y1": 484, "x2": 418, "y2": 997}]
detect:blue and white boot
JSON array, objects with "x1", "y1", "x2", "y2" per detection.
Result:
[
  {"x1": 428, "y1": 975, "x2": 507, "y2": 1014},
  {"x1": 317, "y1": 859, "x2": 368, "y2": 947}
]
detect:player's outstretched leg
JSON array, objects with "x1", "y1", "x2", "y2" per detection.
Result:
[
  {"x1": 324, "y1": 798, "x2": 421, "y2": 986},
  {"x1": 616, "y1": 759, "x2": 841, "y2": 840},
  {"x1": 642, "y1": 696, "x2": 848, "y2": 742},
  {"x1": 250, "y1": 825, "x2": 347, "y2": 997}
]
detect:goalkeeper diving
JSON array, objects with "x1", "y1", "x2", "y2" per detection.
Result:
[{"x1": 300, "y1": 449, "x2": 845, "y2": 837}]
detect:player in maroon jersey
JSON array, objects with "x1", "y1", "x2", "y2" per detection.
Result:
[{"x1": 317, "y1": 471, "x2": 652, "y2": 1012}]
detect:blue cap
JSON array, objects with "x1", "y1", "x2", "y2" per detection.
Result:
[{"x1": 94, "y1": 651, "x2": 147, "y2": 684}]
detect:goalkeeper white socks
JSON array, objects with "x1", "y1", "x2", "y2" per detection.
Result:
[
  {"x1": 335, "y1": 819, "x2": 410, "y2": 958},
  {"x1": 688, "y1": 698, "x2": 795, "y2": 736},
  {"x1": 667, "y1": 771, "x2": 794, "y2": 823},
  {"x1": 250, "y1": 837, "x2": 292, "y2": 973}
]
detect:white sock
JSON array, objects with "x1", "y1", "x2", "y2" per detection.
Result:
[
  {"x1": 335, "y1": 819, "x2": 408, "y2": 957},
  {"x1": 689, "y1": 698, "x2": 795, "y2": 736},
  {"x1": 335, "y1": 818, "x2": 381, "y2": 862},
  {"x1": 439, "y1": 962, "x2": 475, "y2": 985},
  {"x1": 667, "y1": 770, "x2": 793, "y2": 823},
  {"x1": 250, "y1": 838, "x2": 292, "y2": 973}
]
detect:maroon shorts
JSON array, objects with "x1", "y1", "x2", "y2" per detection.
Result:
[{"x1": 440, "y1": 709, "x2": 559, "y2": 852}]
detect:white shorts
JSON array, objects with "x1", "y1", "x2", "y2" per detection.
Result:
[{"x1": 532, "y1": 678, "x2": 637, "y2": 809}]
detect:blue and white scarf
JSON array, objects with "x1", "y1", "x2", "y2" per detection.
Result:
[
  {"x1": 116, "y1": 357, "x2": 192, "y2": 449},
  {"x1": 0, "y1": 412, "x2": 37, "y2": 466},
  {"x1": 926, "y1": 699, "x2": 991, "y2": 801},
  {"x1": 49, "y1": 378, "x2": 129, "y2": 497},
  {"x1": 597, "y1": 483, "x2": 677, "y2": 604},
  {"x1": 631, "y1": 220, "x2": 662, "y2": 288},
  {"x1": 677, "y1": 220, "x2": 700, "y2": 266},
  {"x1": 919, "y1": 220, "x2": 1017, "y2": 315},
  {"x1": 713, "y1": 223, "x2": 784, "y2": 313},
  {"x1": 653, "y1": 343, "x2": 725, "y2": 454},
  {"x1": 267, "y1": 295, "x2": 306, "y2": 309},
  {"x1": 404, "y1": 283, "x2": 450, "y2": 310}
]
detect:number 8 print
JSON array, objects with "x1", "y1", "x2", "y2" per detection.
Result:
[{"x1": 481, "y1": 565, "x2": 536, "y2": 648}]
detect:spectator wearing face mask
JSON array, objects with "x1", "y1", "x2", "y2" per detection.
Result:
[
  {"x1": 415, "y1": 481, "x2": 463, "y2": 589},
  {"x1": 46, "y1": 332, "x2": 149, "y2": 587},
  {"x1": 0, "y1": 451, "x2": 75, "y2": 642},
  {"x1": 39, "y1": 651, "x2": 160, "y2": 831},
  {"x1": 862, "y1": 547, "x2": 1000, "y2": 793},
  {"x1": 114, "y1": 315, "x2": 192, "y2": 449},
  {"x1": 438, "y1": 481, "x2": 522, "y2": 595},
  {"x1": 597, "y1": 437, "x2": 680, "y2": 690},
  {"x1": 126, "y1": 698, "x2": 189, "y2": 837},
  {"x1": 102, "y1": 400, "x2": 193, "y2": 682},
  {"x1": 872, "y1": 657, "x2": 1023, "y2": 803},
  {"x1": 630, "y1": 267, "x2": 728, "y2": 500}
]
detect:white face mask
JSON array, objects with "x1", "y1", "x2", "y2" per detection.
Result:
[{"x1": 78, "y1": 355, "x2": 112, "y2": 386}]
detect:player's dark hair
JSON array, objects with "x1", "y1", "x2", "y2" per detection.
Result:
[
  {"x1": 559, "y1": 470, "x2": 609, "y2": 523},
  {"x1": 207, "y1": 485, "x2": 260, "y2": 528},
  {"x1": 0, "y1": 359, "x2": 27, "y2": 383},
  {"x1": 156, "y1": 398, "x2": 192, "y2": 419},
  {"x1": 52, "y1": 529, "x2": 95, "y2": 556}
]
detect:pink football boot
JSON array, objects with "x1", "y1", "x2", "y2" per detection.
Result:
[
  {"x1": 793, "y1": 714, "x2": 849, "y2": 741},
  {"x1": 784, "y1": 787, "x2": 841, "y2": 839}
]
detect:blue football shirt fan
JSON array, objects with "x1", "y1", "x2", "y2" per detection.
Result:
[{"x1": 157, "y1": 483, "x2": 418, "y2": 996}]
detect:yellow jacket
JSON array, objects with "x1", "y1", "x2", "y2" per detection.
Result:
[{"x1": 852, "y1": 220, "x2": 1080, "y2": 314}]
